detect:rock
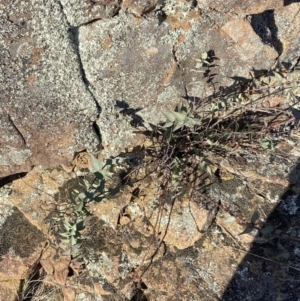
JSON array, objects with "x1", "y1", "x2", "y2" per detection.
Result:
[
  {"x1": 60, "y1": 0, "x2": 121, "y2": 27},
  {"x1": 220, "y1": 19, "x2": 278, "y2": 67},
  {"x1": 200, "y1": 0, "x2": 283, "y2": 16},
  {"x1": 40, "y1": 247, "x2": 70, "y2": 287},
  {"x1": 0, "y1": 205, "x2": 46, "y2": 279},
  {"x1": 273, "y1": 3, "x2": 300, "y2": 64},
  {"x1": 0, "y1": 0, "x2": 99, "y2": 178},
  {"x1": 1, "y1": 0, "x2": 299, "y2": 173},
  {"x1": 0, "y1": 279, "x2": 21, "y2": 301},
  {"x1": 78, "y1": 12, "x2": 184, "y2": 156},
  {"x1": 1, "y1": 0, "x2": 300, "y2": 299},
  {"x1": 122, "y1": 0, "x2": 159, "y2": 16}
]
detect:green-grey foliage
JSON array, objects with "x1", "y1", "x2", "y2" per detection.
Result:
[{"x1": 59, "y1": 155, "x2": 121, "y2": 266}]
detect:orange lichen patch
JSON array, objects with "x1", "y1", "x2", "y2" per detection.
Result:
[
  {"x1": 133, "y1": 16, "x2": 143, "y2": 25},
  {"x1": 27, "y1": 74, "x2": 35, "y2": 86},
  {"x1": 167, "y1": 15, "x2": 192, "y2": 31},
  {"x1": 187, "y1": 9, "x2": 202, "y2": 21},
  {"x1": 62, "y1": 287, "x2": 76, "y2": 301},
  {"x1": 263, "y1": 44, "x2": 279, "y2": 60},
  {"x1": 220, "y1": 19, "x2": 250, "y2": 45},
  {"x1": 30, "y1": 47, "x2": 45, "y2": 65},
  {"x1": 101, "y1": 34, "x2": 112, "y2": 49},
  {"x1": 160, "y1": 60, "x2": 177, "y2": 86},
  {"x1": 220, "y1": 19, "x2": 277, "y2": 61},
  {"x1": 0, "y1": 280, "x2": 21, "y2": 301},
  {"x1": 12, "y1": 169, "x2": 42, "y2": 196},
  {"x1": 85, "y1": 32, "x2": 93, "y2": 41},
  {"x1": 178, "y1": 34, "x2": 186, "y2": 43}
]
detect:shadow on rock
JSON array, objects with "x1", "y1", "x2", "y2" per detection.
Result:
[{"x1": 222, "y1": 160, "x2": 300, "y2": 301}]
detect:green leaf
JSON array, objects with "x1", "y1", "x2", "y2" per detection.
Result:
[
  {"x1": 260, "y1": 141, "x2": 270, "y2": 149},
  {"x1": 201, "y1": 52, "x2": 208, "y2": 60},
  {"x1": 260, "y1": 225, "x2": 274, "y2": 236},
  {"x1": 69, "y1": 229, "x2": 76, "y2": 236},
  {"x1": 75, "y1": 201, "x2": 84, "y2": 213},
  {"x1": 90, "y1": 154, "x2": 103, "y2": 171},
  {"x1": 251, "y1": 208, "x2": 260, "y2": 224},
  {"x1": 60, "y1": 238, "x2": 71, "y2": 244},
  {"x1": 206, "y1": 165, "x2": 212, "y2": 176},
  {"x1": 102, "y1": 169, "x2": 114, "y2": 179},
  {"x1": 70, "y1": 236, "x2": 77, "y2": 246},
  {"x1": 273, "y1": 71, "x2": 284, "y2": 83},
  {"x1": 94, "y1": 171, "x2": 104, "y2": 180},
  {"x1": 173, "y1": 120, "x2": 185, "y2": 131},
  {"x1": 162, "y1": 121, "x2": 174, "y2": 129},
  {"x1": 62, "y1": 248, "x2": 72, "y2": 256},
  {"x1": 172, "y1": 111, "x2": 187, "y2": 122},
  {"x1": 290, "y1": 82, "x2": 298, "y2": 93},
  {"x1": 63, "y1": 221, "x2": 72, "y2": 231},
  {"x1": 239, "y1": 225, "x2": 254, "y2": 235},
  {"x1": 83, "y1": 179, "x2": 91, "y2": 188},
  {"x1": 290, "y1": 106, "x2": 300, "y2": 120},
  {"x1": 60, "y1": 232, "x2": 71, "y2": 238},
  {"x1": 277, "y1": 242, "x2": 285, "y2": 251},
  {"x1": 163, "y1": 112, "x2": 176, "y2": 122}
]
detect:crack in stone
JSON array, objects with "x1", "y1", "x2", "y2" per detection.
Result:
[
  {"x1": 56, "y1": 0, "x2": 102, "y2": 142},
  {"x1": 3, "y1": 108, "x2": 27, "y2": 147},
  {"x1": 56, "y1": 1, "x2": 101, "y2": 112}
]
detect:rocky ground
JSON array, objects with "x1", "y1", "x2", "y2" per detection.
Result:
[{"x1": 1, "y1": 0, "x2": 300, "y2": 300}]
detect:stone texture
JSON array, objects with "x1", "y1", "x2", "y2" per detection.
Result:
[
  {"x1": 199, "y1": 0, "x2": 283, "y2": 15},
  {"x1": 1, "y1": 134, "x2": 300, "y2": 300},
  {"x1": 0, "y1": 205, "x2": 46, "y2": 279},
  {"x1": 78, "y1": 12, "x2": 185, "y2": 155},
  {"x1": 273, "y1": 3, "x2": 300, "y2": 64},
  {"x1": 0, "y1": 0, "x2": 300, "y2": 300},
  {"x1": 0, "y1": 279, "x2": 21, "y2": 301},
  {"x1": 0, "y1": 0, "x2": 99, "y2": 178},
  {"x1": 60, "y1": 0, "x2": 121, "y2": 27},
  {"x1": 1, "y1": 0, "x2": 299, "y2": 174}
]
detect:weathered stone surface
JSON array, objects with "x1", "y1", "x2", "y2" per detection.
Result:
[
  {"x1": 40, "y1": 247, "x2": 69, "y2": 287},
  {"x1": 1, "y1": 133, "x2": 300, "y2": 300},
  {"x1": 273, "y1": 3, "x2": 300, "y2": 63},
  {"x1": 200, "y1": 0, "x2": 283, "y2": 15},
  {"x1": 0, "y1": 205, "x2": 46, "y2": 279},
  {"x1": 0, "y1": 0, "x2": 300, "y2": 300},
  {"x1": 9, "y1": 166, "x2": 70, "y2": 232},
  {"x1": 122, "y1": 0, "x2": 159, "y2": 16},
  {"x1": 0, "y1": 279, "x2": 21, "y2": 301},
  {"x1": 0, "y1": 0, "x2": 99, "y2": 178},
  {"x1": 79, "y1": 12, "x2": 184, "y2": 155},
  {"x1": 1, "y1": 0, "x2": 299, "y2": 174},
  {"x1": 60, "y1": 0, "x2": 121, "y2": 27}
]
